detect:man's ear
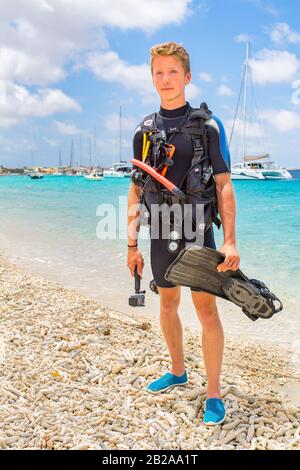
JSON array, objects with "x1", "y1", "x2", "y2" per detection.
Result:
[{"x1": 185, "y1": 72, "x2": 192, "y2": 85}]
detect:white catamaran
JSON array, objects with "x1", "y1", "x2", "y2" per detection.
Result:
[{"x1": 230, "y1": 43, "x2": 292, "y2": 180}]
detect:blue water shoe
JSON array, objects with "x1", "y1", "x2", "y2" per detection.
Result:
[
  {"x1": 146, "y1": 370, "x2": 188, "y2": 394},
  {"x1": 203, "y1": 398, "x2": 227, "y2": 425}
]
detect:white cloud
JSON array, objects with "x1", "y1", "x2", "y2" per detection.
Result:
[
  {"x1": 222, "y1": 104, "x2": 235, "y2": 114},
  {"x1": 86, "y1": 0, "x2": 193, "y2": 32},
  {"x1": 245, "y1": 0, "x2": 280, "y2": 17},
  {"x1": 292, "y1": 80, "x2": 300, "y2": 105},
  {"x1": 0, "y1": 0, "x2": 192, "y2": 87},
  {"x1": 234, "y1": 34, "x2": 252, "y2": 43},
  {"x1": 249, "y1": 49, "x2": 300, "y2": 85},
  {"x1": 225, "y1": 118, "x2": 264, "y2": 139},
  {"x1": 53, "y1": 120, "x2": 83, "y2": 135},
  {"x1": 0, "y1": 135, "x2": 34, "y2": 155},
  {"x1": 264, "y1": 5, "x2": 280, "y2": 17},
  {"x1": 217, "y1": 84, "x2": 234, "y2": 96},
  {"x1": 186, "y1": 83, "x2": 201, "y2": 101},
  {"x1": 270, "y1": 23, "x2": 300, "y2": 45},
  {"x1": 103, "y1": 114, "x2": 137, "y2": 134},
  {"x1": 199, "y1": 72, "x2": 212, "y2": 82},
  {"x1": 43, "y1": 137, "x2": 58, "y2": 147},
  {"x1": 0, "y1": 47, "x2": 66, "y2": 86},
  {"x1": 0, "y1": 0, "x2": 196, "y2": 128},
  {"x1": 87, "y1": 51, "x2": 152, "y2": 94},
  {"x1": 261, "y1": 109, "x2": 300, "y2": 132},
  {"x1": 227, "y1": 109, "x2": 300, "y2": 164},
  {"x1": 0, "y1": 80, "x2": 80, "y2": 127}
]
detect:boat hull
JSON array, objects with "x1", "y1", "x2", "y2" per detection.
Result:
[
  {"x1": 103, "y1": 172, "x2": 124, "y2": 178},
  {"x1": 231, "y1": 173, "x2": 263, "y2": 180},
  {"x1": 261, "y1": 170, "x2": 293, "y2": 180},
  {"x1": 29, "y1": 174, "x2": 43, "y2": 179},
  {"x1": 84, "y1": 175, "x2": 103, "y2": 181}
]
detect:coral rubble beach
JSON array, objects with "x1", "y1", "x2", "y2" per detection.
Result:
[{"x1": 0, "y1": 253, "x2": 299, "y2": 450}]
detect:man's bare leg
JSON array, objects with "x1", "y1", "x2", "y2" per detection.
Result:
[
  {"x1": 158, "y1": 286, "x2": 185, "y2": 376},
  {"x1": 191, "y1": 291, "x2": 224, "y2": 398}
]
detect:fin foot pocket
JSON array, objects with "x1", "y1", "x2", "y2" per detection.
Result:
[{"x1": 221, "y1": 277, "x2": 276, "y2": 319}]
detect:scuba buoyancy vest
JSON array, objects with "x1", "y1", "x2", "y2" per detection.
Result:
[{"x1": 132, "y1": 102, "x2": 222, "y2": 239}]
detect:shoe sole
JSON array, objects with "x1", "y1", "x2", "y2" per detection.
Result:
[
  {"x1": 203, "y1": 410, "x2": 227, "y2": 426},
  {"x1": 146, "y1": 380, "x2": 188, "y2": 394}
]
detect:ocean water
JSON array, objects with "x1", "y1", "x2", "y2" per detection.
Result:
[{"x1": 0, "y1": 173, "x2": 299, "y2": 361}]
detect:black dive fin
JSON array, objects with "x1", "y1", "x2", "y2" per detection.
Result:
[{"x1": 164, "y1": 246, "x2": 283, "y2": 321}]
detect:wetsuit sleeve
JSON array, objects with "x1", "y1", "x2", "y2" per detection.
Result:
[
  {"x1": 206, "y1": 115, "x2": 231, "y2": 175},
  {"x1": 133, "y1": 125, "x2": 143, "y2": 162}
]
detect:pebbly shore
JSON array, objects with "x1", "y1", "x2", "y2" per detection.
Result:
[{"x1": 0, "y1": 254, "x2": 299, "y2": 450}]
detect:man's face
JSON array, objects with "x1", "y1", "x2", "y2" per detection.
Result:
[{"x1": 152, "y1": 55, "x2": 191, "y2": 102}]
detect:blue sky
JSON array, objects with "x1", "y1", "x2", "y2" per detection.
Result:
[{"x1": 0, "y1": 0, "x2": 300, "y2": 168}]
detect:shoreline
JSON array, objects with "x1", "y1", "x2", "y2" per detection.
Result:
[
  {"x1": 1, "y1": 235, "x2": 298, "y2": 357},
  {"x1": 0, "y1": 253, "x2": 300, "y2": 450}
]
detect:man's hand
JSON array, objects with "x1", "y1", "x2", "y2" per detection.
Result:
[
  {"x1": 217, "y1": 244, "x2": 240, "y2": 272},
  {"x1": 127, "y1": 247, "x2": 144, "y2": 277}
]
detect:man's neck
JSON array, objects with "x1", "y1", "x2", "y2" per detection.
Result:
[{"x1": 160, "y1": 95, "x2": 186, "y2": 110}]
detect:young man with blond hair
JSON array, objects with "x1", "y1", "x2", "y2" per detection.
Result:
[{"x1": 127, "y1": 41, "x2": 239, "y2": 425}]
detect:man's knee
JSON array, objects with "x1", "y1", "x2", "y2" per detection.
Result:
[
  {"x1": 159, "y1": 288, "x2": 180, "y2": 315},
  {"x1": 160, "y1": 301, "x2": 180, "y2": 316},
  {"x1": 198, "y1": 307, "x2": 219, "y2": 329},
  {"x1": 192, "y1": 293, "x2": 220, "y2": 327}
]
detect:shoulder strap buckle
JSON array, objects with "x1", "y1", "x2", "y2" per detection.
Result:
[{"x1": 192, "y1": 138, "x2": 204, "y2": 162}]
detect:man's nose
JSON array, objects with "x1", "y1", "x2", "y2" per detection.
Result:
[{"x1": 162, "y1": 74, "x2": 170, "y2": 84}]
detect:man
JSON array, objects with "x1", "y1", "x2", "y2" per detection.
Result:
[{"x1": 127, "y1": 41, "x2": 240, "y2": 426}]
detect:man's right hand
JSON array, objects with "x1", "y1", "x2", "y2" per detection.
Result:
[{"x1": 127, "y1": 247, "x2": 144, "y2": 277}]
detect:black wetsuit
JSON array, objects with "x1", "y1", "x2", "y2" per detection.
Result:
[{"x1": 133, "y1": 101, "x2": 231, "y2": 289}]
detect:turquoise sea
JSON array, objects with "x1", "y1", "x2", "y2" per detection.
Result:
[{"x1": 0, "y1": 172, "x2": 300, "y2": 363}]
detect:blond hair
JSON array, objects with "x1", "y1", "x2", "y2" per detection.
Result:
[{"x1": 150, "y1": 41, "x2": 190, "y2": 75}]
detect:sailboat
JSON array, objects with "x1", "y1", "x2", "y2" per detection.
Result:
[
  {"x1": 84, "y1": 170, "x2": 103, "y2": 180},
  {"x1": 103, "y1": 106, "x2": 132, "y2": 178},
  {"x1": 230, "y1": 43, "x2": 292, "y2": 180},
  {"x1": 28, "y1": 129, "x2": 44, "y2": 179},
  {"x1": 84, "y1": 131, "x2": 104, "y2": 180},
  {"x1": 54, "y1": 148, "x2": 64, "y2": 175},
  {"x1": 29, "y1": 171, "x2": 43, "y2": 179},
  {"x1": 65, "y1": 140, "x2": 74, "y2": 176}
]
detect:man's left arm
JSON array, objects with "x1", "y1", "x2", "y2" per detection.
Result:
[
  {"x1": 214, "y1": 173, "x2": 240, "y2": 272},
  {"x1": 206, "y1": 115, "x2": 240, "y2": 271}
]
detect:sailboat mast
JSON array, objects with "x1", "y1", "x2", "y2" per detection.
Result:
[
  {"x1": 69, "y1": 140, "x2": 74, "y2": 168},
  {"x1": 79, "y1": 136, "x2": 82, "y2": 167},
  {"x1": 94, "y1": 126, "x2": 97, "y2": 167},
  {"x1": 89, "y1": 136, "x2": 92, "y2": 168},
  {"x1": 243, "y1": 42, "x2": 250, "y2": 160},
  {"x1": 31, "y1": 129, "x2": 37, "y2": 168},
  {"x1": 119, "y1": 105, "x2": 122, "y2": 163},
  {"x1": 31, "y1": 133, "x2": 34, "y2": 168}
]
